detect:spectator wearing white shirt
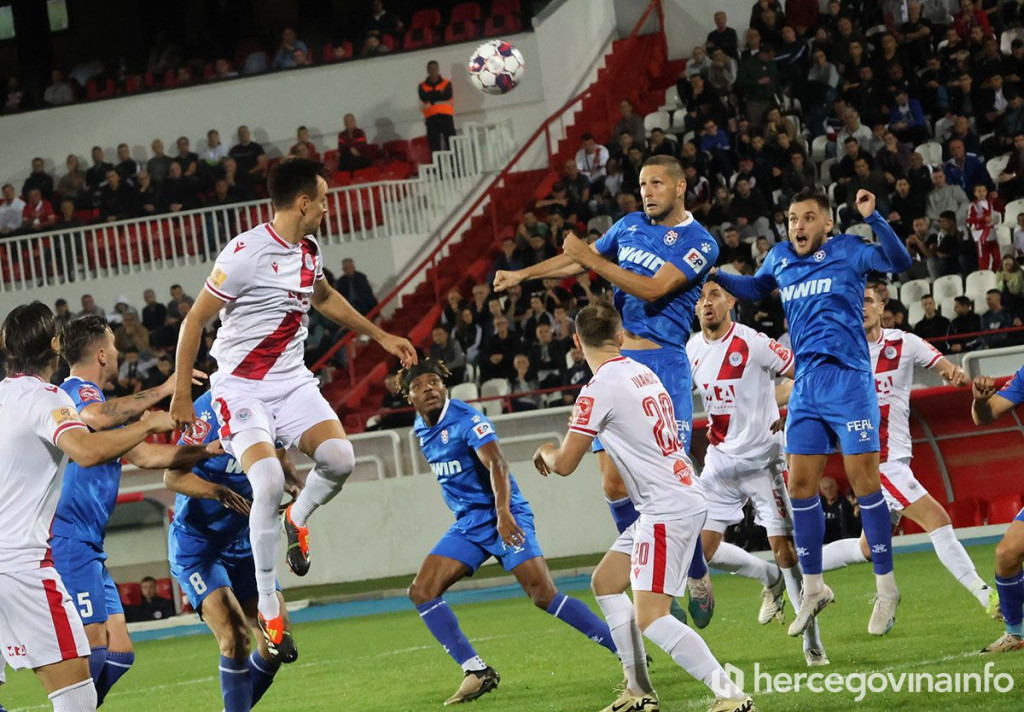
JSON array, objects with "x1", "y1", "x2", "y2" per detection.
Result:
[
  {"x1": 202, "y1": 129, "x2": 228, "y2": 165},
  {"x1": 1013, "y1": 211, "x2": 1024, "y2": 257},
  {"x1": 834, "y1": 108, "x2": 874, "y2": 158},
  {"x1": 575, "y1": 133, "x2": 609, "y2": 187},
  {"x1": 0, "y1": 184, "x2": 26, "y2": 234}
]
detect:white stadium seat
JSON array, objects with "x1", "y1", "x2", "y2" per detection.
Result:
[
  {"x1": 900, "y1": 278, "x2": 931, "y2": 305},
  {"x1": 643, "y1": 110, "x2": 671, "y2": 136},
  {"x1": 965, "y1": 269, "x2": 998, "y2": 294},
  {"x1": 939, "y1": 296, "x2": 959, "y2": 319},
  {"x1": 932, "y1": 274, "x2": 964, "y2": 300},
  {"x1": 449, "y1": 382, "x2": 479, "y2": 402},
  {"x1": 915, "y1": 141, "x2": 943, "y2": 166},
  {"x1": 479, "y1": 378, "x2": 510, "y2": 417},
  {"x1": 1003, "y1": 199, "x2": 1024, "y2": 227},
  {"x1": 907, "y1": 301, "x2": 924, "y2": 327},
  {"x1": 987, "y1": 155, "x2": 1010, "y2": 183},
  {"x1": 811, "y1": 135, "x2": 829, "y2": 163}
]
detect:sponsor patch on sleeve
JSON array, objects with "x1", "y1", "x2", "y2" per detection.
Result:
[
  {"x1": 209, "y1": 265, "x2": 228, "y2": 288},
  {"x1": 473, "y1": 422, "x2": 494, "y2": 439},
  {"x1": 51, "y1": 407, "x2": 78, "y2": 425},
  {"x1": 683, "y1": 247, "x2": 707, "y2": 272}
]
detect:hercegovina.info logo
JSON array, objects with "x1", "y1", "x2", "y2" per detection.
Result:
[{"x1": 714, "y1": 661, "x2": 1015, "y2": 702}]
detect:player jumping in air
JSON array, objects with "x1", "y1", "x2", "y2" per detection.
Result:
[
  {"x1": 821, "y1": 284, "x2": 998, "y2": 614},
  {"x1": 713, "y1": 187, "x2": 913, "y2": 636},
  {"x1": 401, "y1": 358, "x2": 617, "y2": 705},
  {"x1": 53, "y1": 316, "x2": 219, "y2": 704},
  {"x1": 0, "y1": 303, "x2": 174, "y2": 712},
  {"x1": 971, "y1": 368, "x2": 1024, "y2": 652},
  {"x1": 166, "y1": 390, "x2": 302, "y2": 711},
  {"x1": 686, "y1": 282, "x2": 827, "y2": 666},
  {"x1": 495, "y1": 155, "x2": 719, "y2": 625},
  {"x1": 170, "y1": 158, "x2": 417, "y2": 659},
  {"x1": 536, "y1": 304, "x2": 754, "y2": 712}
]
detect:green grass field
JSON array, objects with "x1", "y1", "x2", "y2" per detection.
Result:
[{"x1": 2, "y1": 544, "x2": 1022, "y2": 711}]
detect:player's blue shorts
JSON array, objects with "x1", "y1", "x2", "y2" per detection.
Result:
[
  {"x1": 169, "y1": 527, "x2": 275, "y2": 615},
  {"x1": 593, "y1": 346, "x2": 693, "y2": 455},
  {"x1": 50, "y1": 535, "x2": 124, "y2": 626},
  {"x1": 786, "y1": 361, "x2": 880, "y2": 456},
  {"x1": 431, "y1": 505, "x2": 543, "y2": 574}
]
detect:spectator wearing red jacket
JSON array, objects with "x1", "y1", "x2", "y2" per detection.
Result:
[
  {"x1": 953, "y1": 0, "x2": 992, "y2": 40},
  {"x1": 21, "y1": 188, "x2": 55, "y2": 230},
  {"x1": 337, "y1": 113, "x2": 370, "y2": 172}
]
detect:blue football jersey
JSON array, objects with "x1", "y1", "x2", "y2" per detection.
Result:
[
  {"x1": 414, "y1": 399, "x2": 528, "y2": 519},
  {"x1": 593, "y1": 211, "x2": 718, "y2": 348},
  {"x1": 715, "y1": 212, "x2": 912, "y2": 378},
  {"x1": 53, "y1": 377, "x2": 122, "y2": 546},
  {"x1": 170, "y1": 391, "x2": 252, "y2": 550},
  {"x1": 999, "y1": 365, "x2": 1024, "y2": 405}
]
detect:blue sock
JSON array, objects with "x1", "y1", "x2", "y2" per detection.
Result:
[
  {"x1": 416, "y1": 597, "x2": 479, "y2": 666},
  {"x1": 545, "y1": 591, "x2": 616, "y2": 653},
  {"x1": 219, "y1": 655, "x2": 253, "y2": 712},
  {"x1": 688, "y1": 534, "x2": 708, "y2": 579},
  {"x1": 88, "y1": 646, "x2": 108, "y2": 689},
  {"x1": 791, "y1": 495, "x2": 826, "y2": 575},
  {"x1": 996, "y1": 571, "x2": 1024, "y2": 636},
  {"x1": 96, "y1": 650, "x2": 134, "y2": 705},
  {"x1": 249, "y1": 650, "x2": 281, "y2": 706},
  {"x1": 607, "y1": 497, "x2": 640, "y2": 534},
  {"x1": 857, "y1": 490, "x2": 894, "y2": 575}
]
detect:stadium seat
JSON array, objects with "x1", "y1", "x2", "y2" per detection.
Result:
[
  {"x1": 986, "y1": 494, "x2": 1023, "y2": 524},
  {"x1": 939, "y1": 296, "x2": 958, "y2": 320},
  {"x1": 124, "y1": 74, "x2": 143, "y2": 94},
  {"x1": 491, "y1": 0, "x2": 521, "y2": 14},
  {"x1": 479, "y1": 379, "x2": 509, "y2": 417},
  {"x1": 445, "y1": 2, "x2": 481, "y2": 42},
  {"x1": 450, "y1": 382, "x2": 479, "y2": 401},
  {"x1": 932, "y1": 274, "x2": 964, "y2": 301},
  {"x1": 86, "y1": 78, "x2": 116, "y2": 101},
  {"x1": 915, "y1": 142, "x2": 943, "y2": 166},
  {"x1": 118, "y1": 582, "x2": 142, "y2": 608},
  {"x1": 351, "y1": 166, "x2": 381, "y2": 184},
  {"x1": 847, "y1": 223, "x2": 873, "y2": 240},
  {"x1": 965, "y1": 270, "x2": 998, "y2": 295},
  {"x1": 907, "y1": 301, "x2": 924, "y2": 326},
  {"x1": 404, "y1": 26, "x2": 438, "y2": 50},
  {"x1": 900, "y1": 278, "x2": 931, "y2": 306},
  {"x1": 996, "y1": 225, "x2": 1013, "y2": 254},
  {"x1": 987, "y1": 155, "x2": 1010, "y2": 183},
  {"x1": 384, "y1": 140, "x2": 410, "y2": 161},
  {"x1": 1003, "y1": 198, "x2": 1024, "y2": 225},
  {"x1": 409, "y1": 136, "x2": 432, "y2": 165},
  {"x1": 410, "y1": 8, "x2": 442, "y2": 30},
  {"x1": 643, "y1": 110, "x2": 671, "y2": 135},
  {"x1": 156, "y1": 578, "x2": 174, "y2": 600},
  {"x1": 946, "y1": 498, "x2": 984, "y2": 528},
  {"x1": 900, "y1": 518, "x2": 925, "y2": 535},
  {"x1": 810, "y1": 135, "x2": 829, "y2": 163},
  {"x1": 483, "y1": 13, "x2": 522, "y2": 36}
]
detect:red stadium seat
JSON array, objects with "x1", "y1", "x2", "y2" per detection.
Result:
[
  {"x1": 946, "y1": 498, "x2": 984, "y2": 529},
  {"x1": 331, "y1": 170, "x2": 352, "y2": 187},
  {"x1": 452, "y1": 1, "x2": 482, "y2": 22},
  {"x1": 381, "y1": 34, "x2": 397, "y2": 51},
  {"x1": 409, "y1": 136, "x2": 432, "y2": 165},
  {"x1": 86, "y1": 78, "x2": 115, "y2": 101},
  {"x1": 156, "y1": 578, "x2": 174, "y2": 600},
  {"x1": 403, "y1": 27, "x2": 437, "y2": 50},
  {"x1": 410, "y1": 8, "x2": 442, "y2": 30},
  {"x1": 483, "y1": 13, "x2": 522, "y2": 37},
  {"x1": 491, "y1": 0, "x2": 521, "y2": 13},
  {"x1": 383, "y1": 140, "x2": 410, "y2": 161},
  {"x1": 900, "y1": 518, "x2": 925, "y2": 535},
  {"x1": 124, "y1": 74, "x2": 143, "y2": 94},
  {"x1": 986, "y1": 494, "x2": 1023, "y2": 524},
  {"x1": 118, "y1": 583, "x2": 142, "y2": 608},
  {"x1": 351, "y1": 166, "x2": 381, "y2": 184}
]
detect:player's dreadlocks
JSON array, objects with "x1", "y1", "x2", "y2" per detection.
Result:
[{"x1": 397, "y1": 357, "x2": 451, "y2": 396}]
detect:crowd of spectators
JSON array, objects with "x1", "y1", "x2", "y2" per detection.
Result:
[{"x1": 3, "y1": 0, "x2": 531, "y2": 113}]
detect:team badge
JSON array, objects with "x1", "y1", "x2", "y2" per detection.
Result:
[
  {"x1": 182, "y1": 417, "x2": 212, "y2": 445},
  {"x1": 729, "y1": 352, "x2": 743, "y2": 367},
  {"x1": 663, "y1": 230, "x2": 678, "y2": 246},
  {"x1": 701, "y1": 241, "x2": 712, "y2": 254},
  {"x1": 303, "y1": 253, "x2": 315, "y2": 271},
  {"x1": 573, "y1": 396, "x2": 594, "y2": 426},
  {"x1": 237, "y1": 409, "x2": 251, "y2": 422},
  {"x1": 813, "y1": 250, "x2": 826, "y2": 262},
  {"x1": 441, "y1": 429, "x2": 449, "y2": 444},
  {"x1": 884, "y1": 345, "x2": 897, "y2": 360},
  {"x1": 77, "y1": 384, "x2": 103, "y2": 403}
]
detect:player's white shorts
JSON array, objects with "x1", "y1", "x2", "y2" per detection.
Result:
[
  {"x1": 610, "y1": 512, "x2": 705, "y2": 598},
  {"x1": 210, "y1": 370, "x2": 339, "y2": 456},
  {"x1": 878, "y1": 459, "x2": 927, "y2": 515},
  {"x1": 698, "y1": 447, "x2": 793, "y2": 538},
  {"x1": 0, "y1": 568, "x2": 90, "y2": 671}
]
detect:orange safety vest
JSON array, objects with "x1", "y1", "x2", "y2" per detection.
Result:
[{"x1": 420, "y1": 78, "x2": 454, "y2": 118}]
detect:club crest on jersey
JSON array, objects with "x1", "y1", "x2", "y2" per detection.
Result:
[
  {"x1": 573, "y1": 396, "x2": 595, "y2": 426},
  {"x1": 813, "y1": 249, "x2": 826, "y2": 262},
  {"x1": 728, "y1": 352, "x2": 743, "y2": 367},
  {"x1": 884, "y1": 345, "x2": 898, "y2": 360},
  {"x1": 182, "y1": 417, "x2": 212, "y2": 445},
  {"x1": 77, "y1": 384, "x2": 102, "y2": 403},
  {"x1": 237, "y1": 409, "x2": 251, "y2": 422},
  {"x1": 441, "y1": 429, "x2": 449, "y2": 444},
  {"x1": 663, "y1": 230, "x2": 678, "y2": 246},
  {"x1": 303, "y1": 253, "x2": 314, "y2": 271}
]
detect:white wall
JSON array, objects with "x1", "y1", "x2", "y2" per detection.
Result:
[{"x1": 614, "y1": 0, "x2": 755, "y2": 60}]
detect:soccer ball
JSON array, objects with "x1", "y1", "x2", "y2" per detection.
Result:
[{"x1": 467, "y1": 40, "x2": 525, "y2": 95}]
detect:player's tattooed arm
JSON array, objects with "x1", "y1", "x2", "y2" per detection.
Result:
[
  {"x1": 83, "y1": 369, "x2": 207, "y2": 430},
  {"x1": 971, "y1": 375, "x2": 1017, "y2": 425},
  {"x1": 124, "y1": 441, "x2": 218, "y2": 470},
  {"x1": 476, "y1": 440, "x2": 526, "y2": 547}
]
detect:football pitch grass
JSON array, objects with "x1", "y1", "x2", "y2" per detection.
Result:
[{"x1": 3, "y1": 544, "x2": 1023, "y2": 711}]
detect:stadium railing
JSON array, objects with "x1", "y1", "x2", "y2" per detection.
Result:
[{"x1": 0, "y1": 119, "x2": 515, "y2": 294}]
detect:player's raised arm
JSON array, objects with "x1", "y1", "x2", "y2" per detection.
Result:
[
  {"x1": 310, "y1": 277, "x2": 417, "y2": 367},
  {"x1": 475, "y1": 440, "x2": 526, "y2": 547},
  {"x1": 59, "y1": 409, "x2": 175, "y2": 468},
  {"x1": 533, "y1": 431, "x2": 593, "y2": 477},
  {"x1": 856, "y1": 190, "x2": 913, "y2": 273},
  {"x1": 171, "y1": 288, "x2": 226, "y2": 431},
  {"x1": 80, "y1": 369, "x2": 207, "y2": 431},
  {"x1": 712, "y1": 259, "x2": 779, "y2": 302},
  {"x1": 492, "y1": 245, "x2": 597, "y2": 292},
  {"x1": 972, "y1": 375, "x2": 1020, "y2": 425}
]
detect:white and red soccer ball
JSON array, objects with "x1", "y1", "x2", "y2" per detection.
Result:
[{"x1": 467, "y1": 40, "x2": 525, "y2": 95}]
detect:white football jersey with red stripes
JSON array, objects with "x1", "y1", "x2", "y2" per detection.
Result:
[
  {"x1": 870, "y1": 328, "x2": 942, "y2": 463},
  {"x1": 569, "y1": 356, "x2": 706, "y2": 519},
  {"x1": 205, "y1": 223, "x2": 325, "y2": 381},
  {"x1": 0, "y1": 375, "x2": 86, "y2": 573},
  {"x1": 687, "y1": 323, "x2": 793, "y2": 463}
]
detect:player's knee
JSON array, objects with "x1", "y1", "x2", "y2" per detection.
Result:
[
  {"x1": 527, "y1": 580, "x2": 556, "y2": 610},
  {"x1": 994, "y1": 539, "x2": 1024, "y2": 574},
  {"x1": 313, "y1": 438, "x2": 355, "y2": 484},
  {"x1": 407, "y1": 579, "x2": 434, "y2": 606},
  {"x1": 248, "y1": 457, "x2": 285, "y2": 505},
  {"x1": 217, "y1": 620, "x2": 251, "y2": 659}
]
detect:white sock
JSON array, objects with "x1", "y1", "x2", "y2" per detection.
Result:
[
  {"x1": 782, "y1": 565, "x2": 823, "y2": 652},
  {"x1": 248, "y1": 456, "x2": 286, "y2": 620},
  {"x1": 290, "y1": 439, "x2": 355, "y2": 527},
  {"x1": 802, "y1": 573, "x2": 824, "y2": 596},
  {"x1": 929, "y1": 524, "x2": 990, "y2": 606},
  {"x1": 822, "y1": 538, "x2": 868, "y2": 571},
  {"x1": 596, "y1": 593, "x2": 652, "y2": 695},
  {"x1": 49, "y1": 679, "x2": 97, "y2": 712},
  {"x1": 709, "y1": 542, "x2": 779, "y2": 587},
  {"x1": 643, "y1": 615, "x2": 744, "y2": 699},
  {"x1": 876, "y1": 571, "x2": 899, "y2": 596},
  {"x1": 461, "y1": 656, "x2": 487, "y2": 673}
]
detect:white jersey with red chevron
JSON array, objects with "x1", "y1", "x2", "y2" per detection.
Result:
[
  {"x1": 0, "y1": 375, "x2": 87, "y2": 573},
  {"x1": 870, "y1": 328, "x2": 943, "y2": 463},
  {"x1": 204, "y1": 223, "x2": 325, "y2": 381},
  {"x1": 568, "y1": 356, "x2": 706, "y2": 520},
  {"x1": 686, "y1": 322, "x2": 794, "y2": 463}
]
